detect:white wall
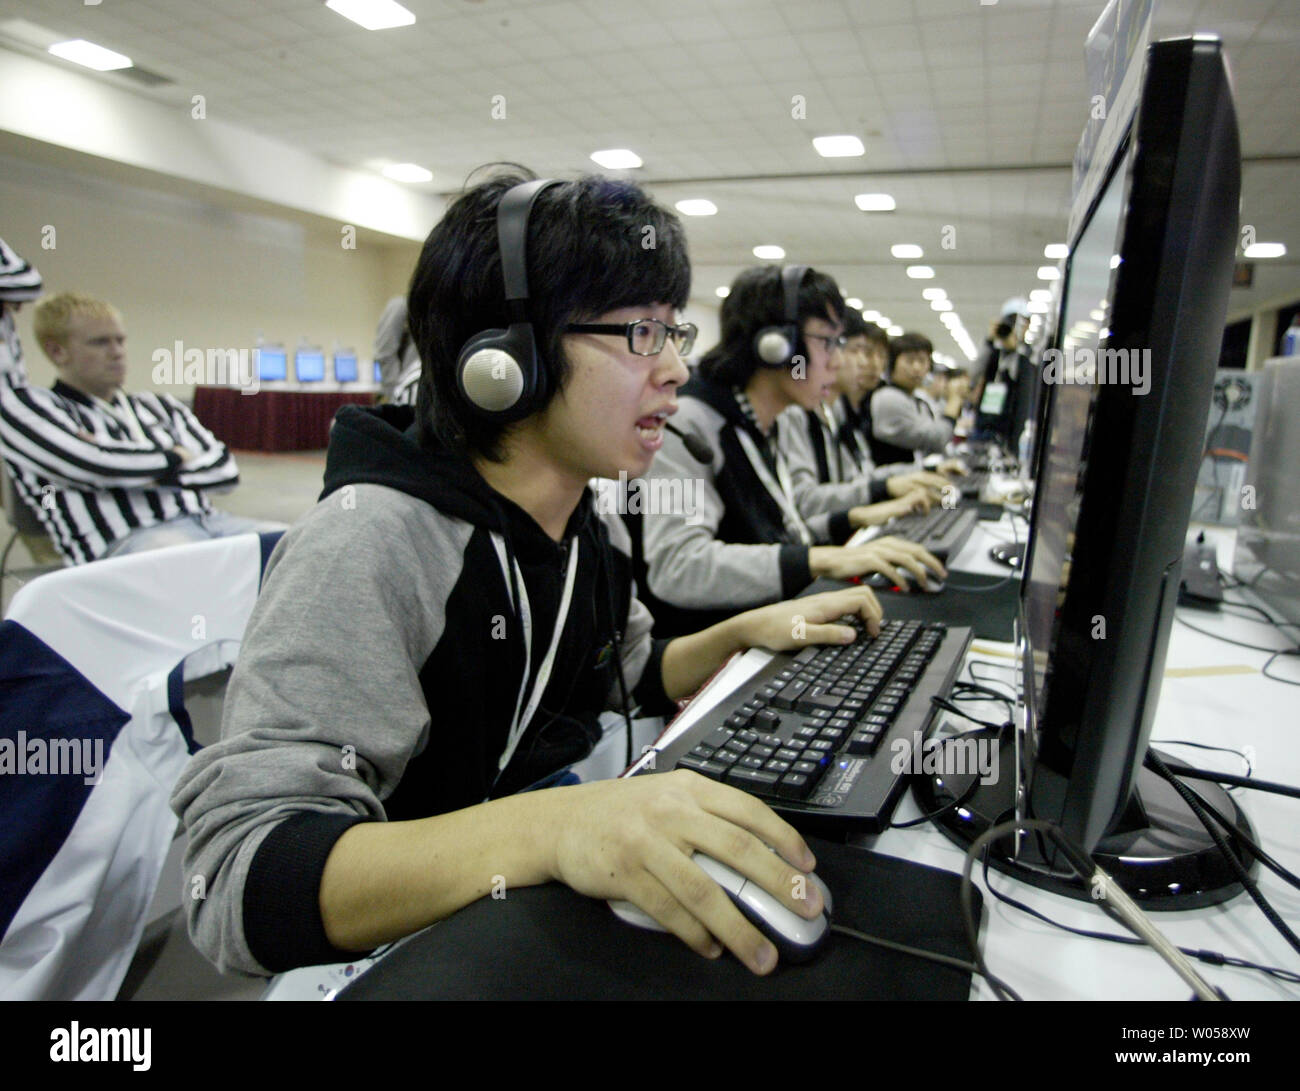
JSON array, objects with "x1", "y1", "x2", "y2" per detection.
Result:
[{"x1": 2, "y1": 154, "x2": 420, "y2": 395}]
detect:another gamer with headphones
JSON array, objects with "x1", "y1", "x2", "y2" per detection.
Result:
[
  {"x1": 170, "y1": 168, "x2": 896, "y2": 981},
  {"x1": 638, "y1": 264, "x2": 946, "y2": 638}
]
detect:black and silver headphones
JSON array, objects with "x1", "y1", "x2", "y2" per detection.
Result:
[
  {"x1": 456, "y1": 177, "x2": 561, "y2": 421},
  {"x1": 752, "y1": 264, "x2": 809, "y2": 367}
]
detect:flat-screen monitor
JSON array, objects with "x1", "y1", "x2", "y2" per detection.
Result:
[
  {"x1": 256, "y1": 346, "x2": 287, "y2": 383},
  {"x1": 374, "y1": 360, "x2": 383, "y2": 384},
  {"x1": 334, "y1": 351, "x2": 359, "y2": 384},
  {"x1": 295, "y1": 348, "x2": 325, "y2": 383},
  {"x1": 917, "y1": 37, "x2": 1251, "y2": 907}
]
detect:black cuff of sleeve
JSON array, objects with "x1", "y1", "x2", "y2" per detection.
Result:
[
  {"x1": 243, "y1": 811, "x2": 372, "y2": 974},
  {"x1": 827, "y1": 511, "x2": 853, "y2": 544},
  {"x1": 868, "y1": 478, "x2": 889, "y2": 505},
  {"x1": 157, "y1": 448, "x2": 183, "y2": 486},
  {"x1": 779, "y1": 544, "x2": 813, "y2": 599},
  {"x1": 630, "y1": 636, "x2": 679, "y2": 717}
]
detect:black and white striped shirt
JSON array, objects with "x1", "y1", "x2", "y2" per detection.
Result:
[{"x1": 0, "y1": 381, "x2": 240, "y2": 563}]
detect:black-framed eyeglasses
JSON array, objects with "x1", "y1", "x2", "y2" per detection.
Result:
[
  {"x1": 804, "y1": 332, "x2": 848, "y2": 352},
  {"x1": 566, "y1": 319, "x2": 698, "y2": 357}
]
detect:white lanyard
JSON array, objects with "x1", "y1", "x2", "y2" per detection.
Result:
[
  {"x1": 735, "y1": 424, "x2": 814, "y2": 546},
  {"x1": 489, "y1": 532, "x2": 581, "y2": 778},
  {"x1": 819, "y1": 403, "x2": 860, "y2": 482}
]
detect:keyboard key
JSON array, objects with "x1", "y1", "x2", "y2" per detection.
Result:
[
  {"x1": 777, "y1": 773, "x2": 813, "y2": 800},
  {"x1": 677, "y1": 755, "x2": 728, "y2": 779},
  {"x1": 727, "y1": 767, "x2": 781, "y2": 791},
  {"x1": 775, "y1": 748, "x2": 802, "y2": 763}
]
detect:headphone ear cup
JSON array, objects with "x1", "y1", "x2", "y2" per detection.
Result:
[
  {"x1": 755, "y1": 325, "x2": 795, "y2": 366},
  {"x1": 458, "y1": 323, "x2": 543, "y2": 419}
]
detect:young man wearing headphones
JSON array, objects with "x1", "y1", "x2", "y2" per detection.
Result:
[
  {"x1": 638, "y1": 266, "x2": 946, "y2": 640},
  {"x1": 172, "y1": 170, "x2": 887, "y2": 982}
]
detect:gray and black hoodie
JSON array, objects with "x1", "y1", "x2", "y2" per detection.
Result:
[{"x1": 170, "y1": 404, "x2": 674, "y2": 977}]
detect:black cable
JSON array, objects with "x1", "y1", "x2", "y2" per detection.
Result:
[
  {"x1": 1169, "y1": 774, "x2": 1300, "y2": 892},
  {"x1": 967, "y1": 659, "x2": 1016, "y2": 687},
  {"x1": 1145, "y1": 751, "x2": 1300, "y2": 958},
  {"x1": 1262, "y1": 650, "x2": 1300, "y2": 687},
  {"x1": 829, "y1": 923, "x2": 983, "y2": 981},
  {"x1": 1159, "y1": 758, "x2": 1300, "y2": 801},
  {"x1": 979, "y1": 855, "x2": 1300, "y2": 988},
  {"x1": 944, "y1": 509, "x2": 1022, "y2": 593},
  {"x1": 1149, "y1": 738, "x2": 1253, "y2": 777}
]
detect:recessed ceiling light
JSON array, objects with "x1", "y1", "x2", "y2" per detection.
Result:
[
  {"x1": 854, "y1": 193, "x2": 896, "y2": 212},
  {"x1": 48, "y1": 39, "x2": 131, "y2": 71},
  {"x1": 325, "y1": 0, "x2": 416, "y2": 31},
  {"x1": 590, "y1": 149, "x2": 642, "y2": 170},
  {"x1": 813, "y1": 135, "x2": 864, "y2": 158},
  {"x1": 715, "y1": 286, "x2": 730, "y2": 298},
  {"x1": 1027, "y1": 300, "x2": 1050, "y2": 313},
  {"x1": 863, "y1": 310, "x2": 881, "y2": 322},
  {"x1": 906, "y1": 266, "x2": 935, "y2": 279},
  {"x1": 753, "y1": 245, "x2": 785, "y2": 260},
  {"x1": 1244, "y1": 242, "x2": 1286, "y2": 259},
  {"x1": 1044, "y1": 243, "x2": 1069, "y2": 259},
  {"x1": 383, "y1": 163, "x2": 432, "y2": 183},
  {"x1": 675, "y1": 199, "x2": 717, "y2": 216},
  {"x1": 1029, "y1": 288, "x2": 1052, "y2": 303},
  {"x1": 931, "y1": 299, "x2": 953, "y2": 311},
  {"x1": 891, "y1": 244, "x2": 923, "y2": 260},
  {"x1": 940, "y1": 313, "x2": 961, "y2": 327},
  {"x1": 887, "y1": 325, "x2": 903, "y2": 336},
  {"x1": 845, "y1": 297, "x2": 863, "y2": 310},
  {"x1": 922, "y1": 288, "x2": 947, "y2": 301},
  {"x1": 1037, "y1": 266, "x2": 1061, "y2": 280},
  {"x1": 877, "y1": 316, "x2": 892, "y2": 329}
]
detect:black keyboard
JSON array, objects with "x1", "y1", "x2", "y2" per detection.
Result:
[
  {"x1": 956, "y1": 470, "x2": 988, "y2": 498},
  {"x1": 883, "y1": 505, "x2": 978, "y2": 559},
  {"x1": 641, "y1": 618, "x2": 972, "y2": 833}
]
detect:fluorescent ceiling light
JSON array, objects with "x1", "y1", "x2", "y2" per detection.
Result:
[
  {"x1": 48, "y1": 39, "x2": 131, "y2": 70},
  {"x1": 325, "y1": 0, "x2": 416, "y2": 31},
  {"x1": 845, "y1": 297, "x2": 863, "y2": 310},
  {"x1": 906, "y1": 265, "x2": 935, "y2": 279},
  {"x1": 383, "y1": 163, "x2": 432, "y2": 183},
  {"x1": 877, "y1": 316, "x2": 892, "y2": 329},
  {"x1": 855, "y1": 193, "x2": 896, "y2": 212},
  {"x1": 813, "y1": 135, "x2": 864, "y2": 158},
  {"x1": 922, "y1": 288, "x2": 947, "y2": 301},
  {"x1": 1243, "y1": 242, "x2": 1286, "y2": 259},
  {"x1": 1027, "y1": 300, "x2": 1050, "y2": 313},
  {"x1": 887, "y1": 325, "x2": 903, "y2": 336},
  {"x1": 1044, "y1": 243, "x2": 1069, "y2": 259},
  {"x1": 715, "y1": 286, "x2": 730, "y2": 298},
  {"x1": 862, "y1": 310, "x2": 881, "y2": 322},
  {"x1": 1029, "y1": 288, "x2": 1052, "y2": 303},
  {"x1": 930, "y1": 299, "x2": 953, "y2": 311},
  {"x1": 590, "y1": 149, "x2": 642, "y2": 169},
  {"x1": 940, "y1": 313, "x2": 961, "y2": 327},
  {"x1": 1037, "y1": 266, "x2": 1061, "y2": 280},
  {"x1": 891, "y1": 243, "x2": 923, "y2": 259},
  {"x1": 675, "y1": 199, "x2": 717, "y2": 216},
  {"x1": 753, "y1": 245, "x2": 785, "y2": 260}
]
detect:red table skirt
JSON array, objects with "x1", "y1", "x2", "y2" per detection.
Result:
[{"x1": 191, "y1": 387, "x2": 375, "y2": 452}]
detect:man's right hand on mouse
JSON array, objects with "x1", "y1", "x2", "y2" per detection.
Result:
[{"x1": 546, "y1": 771, "x2": 823, "y2": 975}]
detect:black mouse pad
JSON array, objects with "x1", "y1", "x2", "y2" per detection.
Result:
[
  {"x1": 336, "y1": 838, "x2": 982, "y2": 1000},
  {"x1": 804, "y1": 572, "x2": 1019, "y2": 642}
]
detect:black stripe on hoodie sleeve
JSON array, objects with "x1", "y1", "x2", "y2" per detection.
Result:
[
  {"x1": 779, "y1": 544, "x2": 813, "y2": 599},
  {"x1": 630, "y1": 636, "x2": 679, "y2": 718},
  {"x1": 242, "y1": 811, "x2": 372, "y2": 973}
]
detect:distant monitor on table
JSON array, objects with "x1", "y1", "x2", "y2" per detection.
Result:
[
  {"x1": 334, "y1": 350, "x2": 359, "y2": 384},
  {"x1": 295, "y1": 348, "x2": 326, "y2": 384},
  {"x1": 256, "y1": 345, "x2": 287, "y2": 383}
]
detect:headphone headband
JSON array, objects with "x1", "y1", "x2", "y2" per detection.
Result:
[
  {"x1": 780, "y1": 264, "x2": 809, "y2": 325},
  {"x1": 498, "y1": 178, "x2": 560, "y2": 308}
]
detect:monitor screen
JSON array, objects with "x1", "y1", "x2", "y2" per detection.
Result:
[
  {"x1": 374, "y1": 360, "x2": 383, "y2": 384},
  {"x1": 257, "y1": 347, "x2": 287, "y2": 383},
  {"x1": 296, "y1": 350, "x2": 325, "y2": 383},
  {"x1": 1022, "y1": 146, "x2": 1132, "y2": 724},
  {"x1": 334, "y1": 352, "x2": 358, "y2": 384}
]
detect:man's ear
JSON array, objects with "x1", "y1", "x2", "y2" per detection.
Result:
[{"x1": 43, "y1": 339, "x2": 68, "y2": 369}]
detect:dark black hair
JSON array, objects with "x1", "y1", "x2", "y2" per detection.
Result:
[
  {"x1": 863, "y1": 322, "x2": 889, "y2": 352},
  {"x1": 697, "y1": 265, "x2": 845, "y2": 388},
  {"x1": 842, "y1": 308, "x2": 867, "y2": 339},
  {"x1": 408, "y1": 165, "x2": 691, "y2": 461},
  {"x1": 888, "y1": 331, "x2": 934, "y2": 370}
]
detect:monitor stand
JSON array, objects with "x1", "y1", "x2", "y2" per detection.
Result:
[{"x1": 912, "y1": 736, "x2": 1256, "y2": 910}]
